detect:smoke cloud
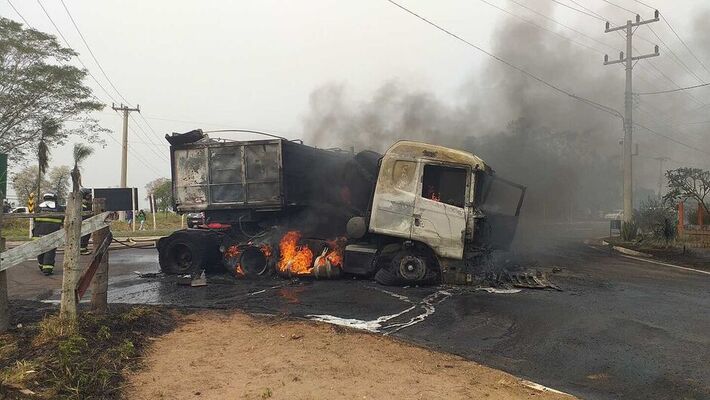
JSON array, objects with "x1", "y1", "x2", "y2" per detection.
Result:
[{"x1": 302, "y1": 1, "x2": 710, "y2": 219}]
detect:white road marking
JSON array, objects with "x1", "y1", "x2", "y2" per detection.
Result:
[
  {"x1": 587, "y1": 244, "x2": 710, "y2": 276},
  {"x1": 520, "y1": 380, "x2": 574, "y2": 397},
  {"x1": 620, "y1": 254, "x2": 710, "y2": 276},
  {"x1": 477, "y1": 288, "x2": 522, "y2": 294}
]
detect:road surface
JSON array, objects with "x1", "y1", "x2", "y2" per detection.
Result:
[{"x1": 6, "y1": 221, "x2": 710, "y2": 399}]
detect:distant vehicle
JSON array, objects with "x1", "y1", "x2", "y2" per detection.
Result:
[
  {"x1": 604, "y1": 210, "x2": 624, "y2": 220},
  {"x1": 186, "y1": 212, "x2": 205, "y2": 228},
  {"x1": 11, "y1": 207, "x2": 28, "y2": 214}
]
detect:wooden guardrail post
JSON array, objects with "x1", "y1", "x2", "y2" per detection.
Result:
[
  {"x1": 60, "y1": 191, "x2": 82, "y2": 322},
  {"x1": 90, "y1": 198, "x2": 110, "y2": 313},
  {"x1": 0, "y1": 211, "x2": 9, "y2": 332}
]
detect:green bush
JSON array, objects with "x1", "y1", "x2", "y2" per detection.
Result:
[{"x1": 621, "y1": 220, "x2": 638, "y2": 241}]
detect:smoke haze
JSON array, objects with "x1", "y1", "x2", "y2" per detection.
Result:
[{"x1": 302, "y1": 0, "x2": 710, "y2": 219}]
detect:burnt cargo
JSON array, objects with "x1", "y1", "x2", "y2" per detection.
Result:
[{"x1": 168, "y1": 130, "x2": 380, "y2": 228}]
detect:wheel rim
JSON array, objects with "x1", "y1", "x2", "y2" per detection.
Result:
[
  {"x1": 172, "y1": 244, "x2": 193, "y2": 271},
  {"x1": 398, "y1": 255, "x2": 426, "y2": 281},
  {"x1": 240, "y1": 246, "x2": 268, "y2": 276}
]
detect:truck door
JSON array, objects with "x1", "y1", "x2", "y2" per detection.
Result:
[{"x1": 411, "y1": 164, "x2": 468, "y2": 259}]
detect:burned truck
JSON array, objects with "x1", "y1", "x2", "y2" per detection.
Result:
[{"x1": 157, "y1": 130, "x2": 526, "y2": 285}]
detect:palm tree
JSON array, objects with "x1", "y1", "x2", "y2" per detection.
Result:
[{"x1": 71, "y1": 143, "x2": 93, "y2": 192}]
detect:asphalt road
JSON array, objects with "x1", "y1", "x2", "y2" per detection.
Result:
[{"x1": 7, "y1": 221, "x2": 710, "y2": 399}]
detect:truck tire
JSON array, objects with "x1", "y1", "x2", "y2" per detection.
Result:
[
  {"x1": 159, "y1": 230, "x2": 221, "y2": 275},
  {"x1": 374, "y1": 248, "x2": 438, "y2": 286}
]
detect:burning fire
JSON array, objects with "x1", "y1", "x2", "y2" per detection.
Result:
[
  {"x1": 278, "y1": 231, "x2": 314, "y2": 275},
  {"x1": 324, "y1": 237, "x2": 346, "y2": 267},
  {"x1": 425, "y1": 185, "x2": 441, "y2": 202},
  {"x1": 260, "y1": 243, "x2": 273, "y2": 258},
  {"x1": 225, "y1": 245, "x2": 245, "y2": 278},
  {"x1": 277, "y1": 232, "x2": 346, "y2": 275}
]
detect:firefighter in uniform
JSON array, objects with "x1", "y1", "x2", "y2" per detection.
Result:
[
  {"x1": 33, "y1": 193, "x2": 64, "y2": 275},
  {"x1": 80, "y1": 189, "x2": 92, "y2": 255}
]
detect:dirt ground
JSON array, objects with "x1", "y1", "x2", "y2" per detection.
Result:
[{"x1": 127, "y1": 311, "x2": 573, "y2": 400}]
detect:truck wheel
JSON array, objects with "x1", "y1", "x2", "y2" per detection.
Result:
[
  {"x1": 374, "y1": 249, "x2": 432, "y2": 286},
  {"x1": 159, "y1": 232, "x2": 205, "y2": 275}
]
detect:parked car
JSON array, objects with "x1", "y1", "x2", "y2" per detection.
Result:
[
  {"x1": 186, "y1": 212, "x2": 205, "y2": 228},
  {"x1": 11, "y1": 207, "x2": 29, "y2": 214}
]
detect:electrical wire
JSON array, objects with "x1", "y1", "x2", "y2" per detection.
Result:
[
  {"x1": 387, "y1": 0, "x2": 710, "y2": 162},
  {"x1": 647, "y1": 25, "x2": 704, "y2": 84},
  {"x1": 385, "y1": 0, "x2": 623, "y2": 119},
  {"x1": 550, "y1": 0, "x2": 710, "y2": 111},
  {"x1": 628, "y1": 0, "x2": 710, "y2": 78},
  {"x1": 6, "y1": 0, "x2": 30, "y2": 25},
  {"x1": 598, "y1": 0, "x2": 636, "y2": 15},
  {"x1": 57, "y1": 0, "x2": 173, "y2": 148},
  {"x1": 34, "y1": 0, "x2": 120, "y2": 105},
  {"x1": 633, "y1": 122, "x2": 710, "y2": 156},
  {"x1": 548, "y1": 0, "x2": 605, "y2": 21},
  {"x1": 637, "y1": 82, "x2": 710, "y2": 95},
  {"x1": 57, "y1": 0, "x2": 133, "y2": 105},
  {"x1": 506, "y1": 0, "x2": 618, "y2": 53},
  {"x1": 477, "y1": 0, "x2": 605, "y2": 54},
  {"x1": 127, "y1": 114, "x2": 170, "y2": 161}
]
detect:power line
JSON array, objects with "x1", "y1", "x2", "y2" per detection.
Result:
[
  {"x1": 598, "y1": 0, "x2": 636, "y2": 15},
  {"x1": 548, "y1": 0, "x2": 605, "y2": 21},
  {"x1": 505, "y1": 0, "x2": 615, "y2": 53},
  {"x1": 478, "y1": 0, "x2": 605, "y2": 54},
  {"x1": 556, "y1": 0, "x2": 710, "y2": 110},
  {"x1": 57, "y1": 0, "x2": 134, "y2": 105},
  {"x1": 127, "y1": 114, "x2": 169, "y2": 161},
  {"x1": 634, "y1": 122, "x2": 710, "y2": 156},
  {"x1": 6, "y1": 0, "x2": 30, "y2": 25},
  {"x1": 647, "y1": 25, "x2": 704, "y2": 84},
  {"x1": 104, "y1": 132, "x2": 163, "y2": 176},
  {"x1": 34, "y1": 0, "x2": 120, "y2": 105},
  {"x1": 637, "y1": 82, "x2": 710, "y2": 95},
  {"x1": 385, "y1": 0, "x2": 623, "y2": 119},
  {"x1": 628, "y1": 0, "x2": 710, "y2": 78}
]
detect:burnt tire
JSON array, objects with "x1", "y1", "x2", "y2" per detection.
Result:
[
  {"x1": 374, "y1": 248, "x2": 438, "y2": 286},
  {"x1": 158, "y1": 230, "x2": 221, "y2": 275}
]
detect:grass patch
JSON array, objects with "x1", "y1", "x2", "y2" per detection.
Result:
[{"x1": 0, "y1": 305, "x2": 179, "y2": 399}]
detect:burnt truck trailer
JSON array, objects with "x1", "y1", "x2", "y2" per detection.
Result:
[{"x1": 157, "y1": 130, "x2": 526, "y2": 285}]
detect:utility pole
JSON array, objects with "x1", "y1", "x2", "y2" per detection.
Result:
[
  {"x1": 654, "y1": 156, "x2": 670, "y2": 198},
  {"x1": 111, "y1": 103, "x2": 140, "y2": 188},
  {"x1": 604, "y1": 11, "x2": 659, "y2": 223}
]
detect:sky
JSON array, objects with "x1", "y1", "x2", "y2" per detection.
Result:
[{"x1": 2, "y1": 0, "x2": 709, "y2": 209}]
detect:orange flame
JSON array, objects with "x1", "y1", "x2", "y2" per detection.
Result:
[
  {"x1": 235, "y1": 263, "x2": 246, "y2": 278},
  {"x1": 324, "y1": 237, "x2": 346, "y2": 267},
  {"x1": 225, "y1": 245, "x2": 246, "y2": 278},
  {"x1": 277, "y1": 231, "x2": 314, "y2": 276},
  {"x1": 260, "y1": 243, "x2": 273, "y2": 258}
]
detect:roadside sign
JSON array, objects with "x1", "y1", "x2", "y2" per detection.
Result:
[
  {"x1": 610, "y1": 219, "x2": 622, "y2": 236},
  {"x1": 90, "y1": 188, "x2": 139, "y2": 211},
  {"x1": 27, "y1": 192, "x2": 35, "y2": 213}
]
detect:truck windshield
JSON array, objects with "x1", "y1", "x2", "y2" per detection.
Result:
[{"x1": 421, "y1": 165, "x2": 467, "y2": 208}]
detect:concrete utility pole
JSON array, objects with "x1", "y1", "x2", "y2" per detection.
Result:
[
  {"x1": 604, "y1": 11, "x2": 659, "y2": 223},
  {"x1": 654, "y1": 156, "x2": 670, "y2": 198},
  {"x1": 111, "y1": 103, "x2": 140, "y2": 188}
]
